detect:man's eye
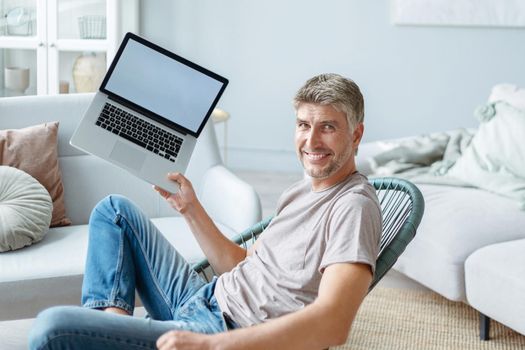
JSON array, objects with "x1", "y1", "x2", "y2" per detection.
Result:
[
  {"x1": 323, "y1": 124, "x2": 335, "y2": 131},
  {"x1": 297, "y1": 123, "x2": 309, "y2": 129}
]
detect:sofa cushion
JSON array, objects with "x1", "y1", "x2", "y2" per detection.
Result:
[
  {"x1": 447, "y1": 102, "x2": 525, "y2": 209},
  {"x1": 0, "y1": 122, "x2": 70, "y2": 227},
  {"x1": 0, "y1": 217, "x2": 237, "y2": 320},
  {"x1": 465, "y1": 239, "x2": 525, "y2": 336},
  {"x1": 59, "y1": 154, "x2": 170, "y2": 225},
  {"x1": 0, "y1": 166, "x2": 52, "y2": 252},
  {"x1": 0, "y1": 217, "x2": 237, "y2": 283},
  {"x1": 394, "y1": 184, "x2": 525, "y2": 302}
]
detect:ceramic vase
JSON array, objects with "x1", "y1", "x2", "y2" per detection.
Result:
[{"x1": 72, "y1": 52, "x2": 106, "y2": 93}]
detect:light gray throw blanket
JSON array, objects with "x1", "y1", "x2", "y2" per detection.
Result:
[{"x1": 369, "y1": 129, "x2": 474, "y2": 186}]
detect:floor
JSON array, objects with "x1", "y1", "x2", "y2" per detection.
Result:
[{"x1": 0, "y1": 170, "x2": 427, "y2": 349}]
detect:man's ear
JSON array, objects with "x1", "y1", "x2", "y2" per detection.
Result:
[
  {"x1": 353, "y1": 123, "x2": 364, "y2": 147},
  {"x1": 352, "y1": 123, "x2": 364, "y2": 156}
]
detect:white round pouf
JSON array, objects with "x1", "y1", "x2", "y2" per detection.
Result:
[{"x1": 0, "y1": 166, "x2": 53, "y2": 252}]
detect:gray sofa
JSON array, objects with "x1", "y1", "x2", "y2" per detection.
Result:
[
  {"x1": 356, "y1": 140, "x2": 525, "y2": 338},
  {"x1": 0, "y1": 93, "x2": 262, "y2": 321}
]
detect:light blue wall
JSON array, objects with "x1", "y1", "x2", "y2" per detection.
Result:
[{"x1": 141, "y1": 0, "x2": 525, "y2": 172}]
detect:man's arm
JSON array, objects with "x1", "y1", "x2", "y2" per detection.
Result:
[
  {"x1": 157, "y1": 262, "x2": 373, "y2": 350},
  {"x1": 154, "y1": 172, "x2": 247, "y2": 274}
]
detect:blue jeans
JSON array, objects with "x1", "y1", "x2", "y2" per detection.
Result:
[{"x1": 29, "y1": 195, "x2": 231, "y2": 350}]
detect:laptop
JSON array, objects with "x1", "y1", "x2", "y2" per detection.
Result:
[{"x1": 70, "y1": 32, "x2": 228, "y2": 193}]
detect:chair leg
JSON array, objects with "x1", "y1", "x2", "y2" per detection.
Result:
[{"x1": 480, "y1": 312, "x2": 490, "y2": 341}]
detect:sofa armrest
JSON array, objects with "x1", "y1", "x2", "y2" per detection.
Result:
[{"x1": 200, "y1": 165, "x2": 262, "y2": 234}]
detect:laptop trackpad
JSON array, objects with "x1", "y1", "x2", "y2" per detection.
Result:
[{"x1": 109, "y1": 141, "x2": 146, "y2": 171}]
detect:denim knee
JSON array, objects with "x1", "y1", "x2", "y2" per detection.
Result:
[
  {"x1": 90, "y1": 195, "x2": 141, "y2": 225},
  {"x1": 28, "y1": 306, "x2": 78, "y2": 350},
  {"x1": 105, "y1": 194, "x2": 136, "y2": 213}
]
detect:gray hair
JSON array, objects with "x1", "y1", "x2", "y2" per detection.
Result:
[{"x1": 293, "y1": 73, "x2": 364, "y2": 130}]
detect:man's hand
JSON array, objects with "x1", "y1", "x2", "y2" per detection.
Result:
[
  {"x1": 154, "y1": 172, "x2": 247, "y2": 274},
  {"x1": 156, "y1": 330, "x2": 215, "y2": 350},
  {"x1": 154, "y1": 173, "x2": 198, "y2": 215}
]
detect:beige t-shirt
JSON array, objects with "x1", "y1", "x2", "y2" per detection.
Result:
[{"x1": 214, "y1": 172, "x2": 381, "y2": 327}]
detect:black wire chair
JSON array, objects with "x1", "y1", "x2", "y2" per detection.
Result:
[{"x1": 193, "y1": 177, "x2": 425, "y2": 292}]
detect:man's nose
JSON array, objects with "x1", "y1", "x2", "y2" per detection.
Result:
[{"x1": 306, "y1": 128, "x2": 321, "y2": 147}]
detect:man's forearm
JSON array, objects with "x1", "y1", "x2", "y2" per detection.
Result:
[
  {"x1": 212, "y1": 301, "x2": 349, "y2": 350},
  {"x1": 210, "y1": 263, "x2": 372, "y2": 350},
  {"x1": 183, "y1": 200, "x2": 247, "y2": 274}
]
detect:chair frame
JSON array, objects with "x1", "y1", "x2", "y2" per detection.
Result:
[{"x1": 193, "y1": 177, "x2": 425, "y2": 292}]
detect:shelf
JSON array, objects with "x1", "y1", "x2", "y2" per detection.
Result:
[
  {"x1": 0, "y1": 86, "x2": 37, "y2": 98},
  {"x1": 54, "y1": 39, "x2": 109, "y2": 52},
  {"x1": 0, "y1": 36, "x2": 39, "y2": 48}
]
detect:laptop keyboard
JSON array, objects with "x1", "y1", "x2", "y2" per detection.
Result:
[{"x1": 96, "y1": 103, "x2": 183, "y2": 163}]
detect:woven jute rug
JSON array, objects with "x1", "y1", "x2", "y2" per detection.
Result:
[{"x1": 331, "y1": 287, "x2": 525, "y2": 350}]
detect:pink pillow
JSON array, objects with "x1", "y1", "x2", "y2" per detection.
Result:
[{"x1": 0, "y1": 122, "x2": 71, "y2": 227}]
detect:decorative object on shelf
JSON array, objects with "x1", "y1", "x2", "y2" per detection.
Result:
[
  {"x1": 5, "y1": 7, "x2": 34, "y2": 36},
  {"x1": 78, "y1": 15, "x2": 106, "y2": 39},
  {"x1": 211, "y1": 108, "x2": 230, "y2": 164},
  {"x1": 59, "y1": 80, "x2": 70, "y2": 94},
  {"x1": 4, "y1": 67, "x2": 30, "y2": 93},
  {"x1": 72, "y1": 52, "x2": 106, "y2": 93}
]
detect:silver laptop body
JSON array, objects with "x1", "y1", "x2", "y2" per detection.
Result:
[{"x1": 70, "y1": 33, "x2": 228, "y2": 193}]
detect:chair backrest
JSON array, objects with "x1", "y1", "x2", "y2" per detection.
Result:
[
  {"x1": 193, "y1": 177, "x2": 425, "y2": 290},
  {"x1": 367, "y1": 177, "x2": 424, "y2": 290}
]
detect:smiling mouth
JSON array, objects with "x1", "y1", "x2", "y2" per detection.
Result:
[{"x1": 303, "y1": 151, "x2": 331, "y2": 161}]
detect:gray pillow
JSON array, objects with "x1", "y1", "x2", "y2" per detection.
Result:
[{"x1": 0, "y1": 166, "x2": 52, "y2": 252}]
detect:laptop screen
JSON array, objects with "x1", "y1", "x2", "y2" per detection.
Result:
[{"x1": 100, "y1": 33, "x2": 228, "y2": 137}]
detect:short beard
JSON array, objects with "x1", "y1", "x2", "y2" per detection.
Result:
[
  {"x1": 300, "y1": 143, "x2": 353, "y2": 180},
  {"x1": 303, "y1": 159, "x2": 341, "y2": 179}
]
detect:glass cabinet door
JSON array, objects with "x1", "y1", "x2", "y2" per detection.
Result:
[
  {"x1": 0, "y1": 47, "x2": 37, "y2": 97},
  {"x1": 0, "y1": 0, "x2": 39, "y2": 97},
  {"x1": 57, "y1": 50, "x2": 106, "y2": 94},
  {"x1": 1, "y1": 0, "x2": 132, "y2": 96},
  {"x1": 47, "y1": 0, "x2": 113, "y2": 94},
  {"x1": 56, "y1": 0, "x2": 107, "y2": 40},
  {"x1": 0, "y1": 0, "x2": 37, "y2": 38}
]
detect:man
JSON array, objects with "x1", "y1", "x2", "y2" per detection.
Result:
[{"x1": 29, "y1": 73, "x2": 381, "y2": 350}]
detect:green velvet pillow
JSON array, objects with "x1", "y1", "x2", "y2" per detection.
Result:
[{"x1": 447, "y1": 102, "x2": 525, "y2": 209}]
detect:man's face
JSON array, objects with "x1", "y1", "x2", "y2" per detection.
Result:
[{"x1": 295, "y1": 103, "x2": 362, "y2": 187}]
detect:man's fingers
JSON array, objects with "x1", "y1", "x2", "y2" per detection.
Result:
[
  {"x1": 153, "y1": 185, "x2": 171, "y2": 199},
  {"x1": 156, "y1": 330, "x2": 170, "y2": 349},
  {"x1": 156, "y1": 330, "x2": 194, "y2": 349},
  {"x1": 167, "y1": 172, "x2": 180, "y2": 180},
  {"x1": 153, "y1": 184, "x2": 184, "y2": 213},
  {"x1": 156, "y1": 330, "x2": 179, "y2": 349},
  {"x1": 167, "y1": 172, "x2": 187, "y2": 186},
  {"x1": 153, "y1": 173, "x2": 195, "y2": 216}
]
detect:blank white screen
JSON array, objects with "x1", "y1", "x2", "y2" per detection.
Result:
[{"x1": 104, "y1": 39, "x2": 224, "y2": 133}]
